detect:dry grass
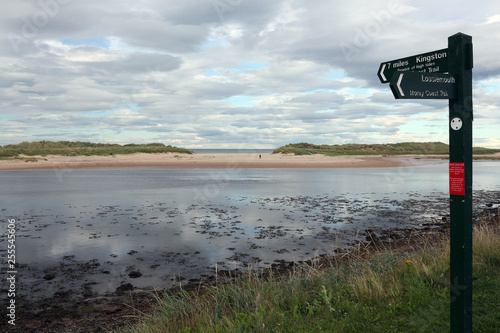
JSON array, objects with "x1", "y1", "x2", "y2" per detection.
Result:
[{"x1": 121, "y1": 214, "x2": 500, "y2": 332}]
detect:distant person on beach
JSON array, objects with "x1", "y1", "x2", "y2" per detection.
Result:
[{"x1": 259, "y1": 154, "x2": 261, "y2": 159}]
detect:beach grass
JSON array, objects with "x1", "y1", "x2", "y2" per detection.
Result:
[
  {"x1": 273, "y1": 142, "x2": 500, "y2": 157},
  {"x1": 120, "y1": 215, "x2": 500, "y2": 333},
  {"x1": 0, "y1": 141, "x2": 193, "y2": 159}
]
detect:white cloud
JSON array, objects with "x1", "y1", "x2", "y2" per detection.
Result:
[
  {"x1": 0, "y1": 0, "x2": 499, "y2": 148},
  {"x1": 482, "y1": 14, "x2": 500, "y2": 25}
]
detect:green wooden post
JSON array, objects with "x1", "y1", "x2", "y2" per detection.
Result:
[{"x1": 448, "y1": 32, "x2": 473, "y2": 333}]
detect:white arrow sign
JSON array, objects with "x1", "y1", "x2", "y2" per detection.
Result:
[
  {"x1": 396, "y1": 73, "x2": 404, "y2": 97},
  {"x1": 379, "y1": 64, "x2": 387, "y2": 82}
]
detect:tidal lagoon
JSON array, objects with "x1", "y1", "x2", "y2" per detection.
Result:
[{"x1": 1, "y1": 159, "x2": 499, "y2": 301}]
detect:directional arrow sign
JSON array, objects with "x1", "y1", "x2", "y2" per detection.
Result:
[
  {"x1": 378, "y1": 48, "x2": 448, "y2": 83},
  {"x1": 389, "y1": 72, "x2": 457, "y2": 99}
]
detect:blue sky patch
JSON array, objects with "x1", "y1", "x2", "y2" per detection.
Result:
[
  {"x1": 326, "y1": 70, "x2": 346, "y2": 80},
  {"x1": 200, "y1": 36, "x2": 230, "y2": 50},
  {"x1": 476, "y1": 81, "x2": 500, "y2": 93},
  {"x1": 220, "y1": 96, "x2": 259, "y2": 107},
  {"x1": 61, "y1": 37, "x2": 110, "y2": 48},
  {"x1": 230, "y1": 62, "x2": 265, "y2": 73},
  {"x1": 203, "y1": 69, "x2": 219, "y2": 77}
]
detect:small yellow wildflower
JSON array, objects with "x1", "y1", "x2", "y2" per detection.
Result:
[{"x1": 405, "y1": 260, "x2": 413, "y2": 266}]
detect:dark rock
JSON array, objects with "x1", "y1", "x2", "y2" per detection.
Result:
[
  {"x1": 44, "y1": 273, "x2": 56, "y2": 281},
  {"x1": 115, "y1": 283, "x2": 134, "y2": 294},
  {"x1": 128, "y1": 270, "x2": 142, "y2": 278}
]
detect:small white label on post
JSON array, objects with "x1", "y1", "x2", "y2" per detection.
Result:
[{"x1": 451, "y1": 118, "x2": 462, "y2": 130}]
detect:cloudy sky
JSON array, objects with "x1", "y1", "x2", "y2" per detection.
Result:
[{"x1": 1, "y1": 0, "x2": 500, "y2": 149}]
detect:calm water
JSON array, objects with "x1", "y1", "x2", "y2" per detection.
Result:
[{"x1": 1, "y1": 159, "x2": 499, "y2": 299}]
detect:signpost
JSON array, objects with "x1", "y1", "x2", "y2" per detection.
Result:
[
  {"x1": 378, "y1": 33, "x2": 473, "y2": 333},
  {"x1": 447, "y1": 33, "x2": 473, "y2": 333},
  {"x1": 377, "y1": 48, "x2": 448, "y2": 83},
  {"x1": 389, "y1": 72, "x2": 457, "y2": 99}
]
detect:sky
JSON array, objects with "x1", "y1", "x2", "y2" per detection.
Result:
[{"x1": 1, "y1": 0, "x2": 500, "y2": 149}]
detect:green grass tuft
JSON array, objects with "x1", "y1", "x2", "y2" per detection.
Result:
[
  {"x1": 272, "y1": 142, "x2": 500, "y2": 157},
  {"x1": 0, "y1": 140, "x2": 193, "y2": 158}
]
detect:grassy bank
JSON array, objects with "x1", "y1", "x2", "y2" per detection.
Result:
[
  {"x1": 0, "y1": 141, "x2": 193, "y2": 159},
  {"x1": 273, "y1": 142, "x2": 500, "y2": 157},
  {"x1": 121, "y1": 216, "x2": 500, "y2": 333}
]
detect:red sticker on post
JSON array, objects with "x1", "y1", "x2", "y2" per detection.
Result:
[{"x1": 449, "y1": 163, "x2": 465, "y2": 196}]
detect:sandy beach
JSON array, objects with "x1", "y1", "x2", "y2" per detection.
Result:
[
  {"x1": 0, "y1": 153, "x2": 416, "y2": 170},
  {"x1": 2, "y1": 152, "x2": 498, "y2": 171}
]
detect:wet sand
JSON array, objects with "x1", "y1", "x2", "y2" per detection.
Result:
[{"x1": 0, "y1": 152, "x2": 410, "y2": 170}]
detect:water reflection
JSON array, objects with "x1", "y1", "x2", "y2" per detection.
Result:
[{"x1": 0, "y1": 160, "x2": 498, "y2": 299}]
